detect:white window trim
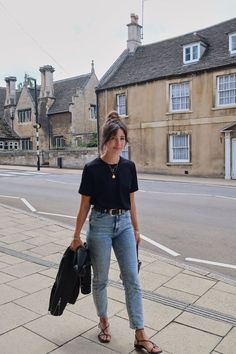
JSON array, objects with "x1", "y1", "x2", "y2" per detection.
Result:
[
  {"x1": 116, "y1": 93, "x2": 127, "y2": 116},
  {"x1": 183, "y1": 43, "x2": 200, "y2": 64},
  {"x1": 229, "y1": 33, "x2": 236, "y2": 55},
  {"x1": 216, "y1": 74, "x2": 236, "y2": 107},
  {"x1": 169, "y1": 134, "x2": 190, "y2": 163},
  {"x1": 169, "y1": 82, "x2": 190, "y2": 112}
]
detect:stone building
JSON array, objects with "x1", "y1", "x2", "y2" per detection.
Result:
[
  {"x1": 0, "y1": 63, "x2": 98, "y2": 159},
  {"x1": 96, "y1": 14, "x2": 236, "y2": 179}
]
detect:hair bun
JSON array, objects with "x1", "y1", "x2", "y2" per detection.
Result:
[{"x1": 106, "y1": 111, "x2": 120, "y2": 121}]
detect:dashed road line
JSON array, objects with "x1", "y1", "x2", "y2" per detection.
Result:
[{"x1": 186, "y1": 257, "x2": 236, "y2": 269}]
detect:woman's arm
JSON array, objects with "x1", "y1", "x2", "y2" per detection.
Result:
[
  {"x1": 70, "y1": 195, "x2": 91, "y2": 250},
  {"x1": 130, "y1": 192, "x2": 141, "y2": 246}
]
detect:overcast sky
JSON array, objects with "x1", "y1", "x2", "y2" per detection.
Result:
[{"x1": 0, "y1": 0, "x2": 235, "y2": 87}]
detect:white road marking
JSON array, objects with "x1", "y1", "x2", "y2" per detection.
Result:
[
  {"x1": 46, "y1": 179, "x2": 77, "y2": 185},
  {"x1": 20, "y1": 198, "x2": 37, "y2": 212},
  {"x1": 38, "y1": 211, "x2": 76, "y2": 219},
  {"x1": 141, "y1": 234, "x2": 180, "y2": 256},
  {"x1": 0, "y1": 173, "x2": 13, "y2": 177},
  {"x1": 186, "y1": 257, "x2": 236, "y2": 270},
  {"x1": 139, "y1": 190, "x2": 236, "y2": 201},
  {"x1": 0, "y1": 195, "x2": 19, "y2": 198}
]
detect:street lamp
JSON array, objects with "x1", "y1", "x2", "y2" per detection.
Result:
[{"x1": 28, "y1": 77, "x2": 40, "y2": 171}]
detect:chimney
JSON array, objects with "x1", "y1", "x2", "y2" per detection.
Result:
[
  {"x1": 39, "y1": 65, "x2": 55, "y2": 98},
  {"x1": 127, "y1": 13, "x2": 142, "y2": 53},
  {"x1": 4, "y1": 76, "x2": 17, "y2": 106}
]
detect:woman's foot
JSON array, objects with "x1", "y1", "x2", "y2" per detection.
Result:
[
  {"x1": 98, "y1": 318, "x2": 111, "y2": 343},
  {"x1": 134, "y1": 329, "x2": 162, "y2": 353}
]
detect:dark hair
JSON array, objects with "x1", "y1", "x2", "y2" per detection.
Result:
[{"x1": 101, "y1": 111, "x2": 128, "y2": 151}]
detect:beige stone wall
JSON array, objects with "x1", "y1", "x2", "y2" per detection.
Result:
[
  {"x1": 49, "y1": 112, "x2": 72, "y2": 147},
  {"x1": 98, "y1": 68, "x2": 236, "y2": 177},
  {"x1": 71, "y1": 73, "x2": 99, "y2": 144}
]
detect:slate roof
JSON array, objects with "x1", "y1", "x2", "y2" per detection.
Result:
[
  {"x1": 0, "y1": 87, "x2": 5, "y2": 119},
  {"x1": 97, "y1": 17, "x2": 236, "y2": 91},
  {"x1": 48, "y1": 73, "x2": 92, "y2": 115}
]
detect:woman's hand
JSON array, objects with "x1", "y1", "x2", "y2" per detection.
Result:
[
  {"x1": 134, "y1": 230, "x2": 141, "y2": 246},
  {"x1": 70, "y1": 237, "x2": 84, "y2": 251}
]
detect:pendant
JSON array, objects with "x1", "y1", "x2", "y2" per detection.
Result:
[{"x1": 112, "y1": 174, "x2": 116, "y2": 179}]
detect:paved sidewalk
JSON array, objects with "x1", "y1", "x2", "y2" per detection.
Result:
[{"x1": 0, "y1": 203, "x2": 236, "y2": 354}]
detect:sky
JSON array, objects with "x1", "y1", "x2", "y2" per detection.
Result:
[{"x1": 0, "y1": 0, "x2": 236, "y2": 87}]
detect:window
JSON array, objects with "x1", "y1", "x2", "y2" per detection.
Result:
[
  {"x1": 116, "y1": 94, "x2": 126, "y2": 115},
  {"x1": 54, "y1": 136, "x2": 65, "y2": 148},
  {"x1": 18, "y1": 109, "x2": 31, "y2": 123},
  {"x1": 0, "y1": 141, "x2": 4, "y2": 150},
  {"x1": 170, "y1": 82, "x2": 190, "y2": 112},
  {"x1": 229, "y1": 33, "x2": 236, "y2": 54},
  {"x1": 21, "y1": 138, "x2": 32, "y2": 150},
  {"x1": 90, "y1": 104, "x2": 97, "y2": 119},
  {"x1": 169, "y1": 134, "x2": 190, "y2": 163},
  {"x1": 217, "y1": 74, "x2": 236, "y2": 106},
  {"x1": 183, "y1": 43, "x2": 199, "y2": 64}
]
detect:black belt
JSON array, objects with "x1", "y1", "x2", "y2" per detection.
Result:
[{"x1": 93, "y1": 206, "x2": 127, "y2": 216}]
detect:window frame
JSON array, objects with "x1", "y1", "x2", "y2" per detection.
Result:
[
  {"x1": 18, "y1": 109, "x2": 32, "y2": 123},
  {"x1": 54, "y1": 136, "x2": 65, "y2": 149},
  {"x1": 89, "y1": 104, "x2": 97, "y2": 119},
  {"x1": 229, "y1": 33, "x2": 236, "y2": 55},
  {"x1": 183, "y1": 43, "x2": 200, "y2": 64},
  {"x1": 116, "y1": 93, "x2": 127, "y2": 116},
  {"x1": 216, "y1": 74, "x2": 236, "y2": 107},
  {"x1": 21, "y1": 138, "x2": 32, "y2": 150},
  {"x1": 169, "y1": 81, "x2": 190, "y2": 112},
  {"x1": 169, "y1": 134, "x2": 190, "y2": 163}
]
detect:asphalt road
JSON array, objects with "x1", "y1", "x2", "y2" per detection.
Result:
[{"x1": 0, "y1": 167, "x2": 236, "y2": 280}]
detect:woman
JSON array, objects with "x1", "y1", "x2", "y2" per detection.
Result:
[{"x1": 70, "y1": 111, "x2": 162, "y2": 354}]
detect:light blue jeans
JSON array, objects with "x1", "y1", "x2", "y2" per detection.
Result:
[{"x1": 86, "y1": 209, "x2": 144, "y2": 329}]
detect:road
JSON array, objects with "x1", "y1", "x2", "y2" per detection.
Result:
[{"x1": 0, "y1": 166, "x2": 236, "y2": 280}]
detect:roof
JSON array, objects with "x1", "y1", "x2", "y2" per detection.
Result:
[
  {"x1": 97, "y1": 17, "x2": 236, "y2": 91},
  {"x1": 0, "y1": 87, "x2": 20, "y2": 139},
  {"x1": 48, "y1": 73, "x2": 92, "y2": 115},
  {"x1": 0, "y1": 87, "x2": 5, "y2": 118}
]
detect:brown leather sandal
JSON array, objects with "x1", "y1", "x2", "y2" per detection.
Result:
[
  {"x1": 98, "y1": 323, "x2": 111, "y2": 343},
  {"x1": 134, "y1": 335, "x2": 162, "y2": 353}
]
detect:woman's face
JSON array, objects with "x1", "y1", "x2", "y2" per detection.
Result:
[{"x1": 105, "y1": 128, "x2": 126, "y2": 154}]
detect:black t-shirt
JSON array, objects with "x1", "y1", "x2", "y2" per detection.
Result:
[{"x1": 79, "y1": 156, "x2": 138, "y2": 210}]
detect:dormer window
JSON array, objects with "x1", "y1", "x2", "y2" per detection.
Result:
[
  {"x1": 229, "y1": 32, "x2": 236, "y2": 55},
  {"x1": 183, "y1": 41, "x2": 206, "y2": 64}
]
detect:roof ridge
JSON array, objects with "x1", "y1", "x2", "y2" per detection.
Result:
[{"x1": 54, "y1": 73, "x2": 91, "y2": 84}]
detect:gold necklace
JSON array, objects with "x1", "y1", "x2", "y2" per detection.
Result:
[{"x1": 108, "y1": 163, "x2": 118, "y2": 179}]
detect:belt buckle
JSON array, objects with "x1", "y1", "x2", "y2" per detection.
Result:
[{"x1": 109, "y1": 209, "x2": 115, "y2": 216}]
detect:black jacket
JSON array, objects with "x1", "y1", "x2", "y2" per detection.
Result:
[{"x1": 48, "y1": 245, "x2": 91, "y2": 316}]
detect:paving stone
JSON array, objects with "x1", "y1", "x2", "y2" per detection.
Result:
[
  {"x1": 5, "y1": 241, "x2": 34, "y2": 251},
  {"x1": 0, "y1": 302, "x2": 39, "y2": 334},
  {"x1": 215, "y1": 327, "x2": 236, "y2": 353},
  {"x1": 0, "y1": 233, "x2": 32, "y2": 244},
  {"x1": 0, "y1": 284, "x2": 26, "y2": 304},
  {"x1": 213, "y1": 281, "x2": 236, "y2": 295},
  {"x1": 0, "y1": 254, "x2": 24, "y2": 265},
  {"x1": 83, "y1": 315, "x2": 156, "y2": 354},
  {"x1": 107, "y1": 286, "x2": 126, "y2": 303},
  {"x1": 8, "y1": 273, "x2": 53, "y2": 293},
  {"x1": 31, "y1": 242, "x2": 65, "y2": 256},
  {"x1": 52, "y1": 336, "x2": 118, "y2": 353},
  {"x1": 182, "y1": 269, "x2": 211, "y2": 278},
  {"x1": 14, "y1": 287, "x2": 51, "y2": 315},
  {"x1": 139, "y1": 270, "x2": 170, "y2": 291},
  {"x1": 175, "y1": 311, "x2": 232, "y2": 336},
  {"x1": 67, "y1": 294, "x2": 125, "y2": 321},
  {"x1": 2, "y1": 261, "x2": 47, "y2": 277},
  {"x1": 42, "y1": 224, "x2": 66, "y2": 233},
  {"x1": 0, "y1": 327, "x2": 57, "y2": 354},
  {"x1": 156, "y1": 285, "x2": 199, "y2": 304},
  {"x1": 25, "y1": 235, "x2": 57, "y2": 246},
  {"x1": 42, "y1": 252, "x2": 64, "y2": 263},
  {"x1": 0, "y1": 271, "x2": 16, "y2": 284},
  {"x1": 164, "y1": 273, "x2": 216, "y2": 296},
  {"x1": 143, "y1": 259, "x2": 182, "y2": 277},
  {"x1": 0, "y1": 260, "x2": 9, "y2": 269},
  {"x1": 195, "y1": 288, "x2": 236, "y2": 317},
  {"x1": 25, "y1": 311, "x2": 96, "y2": 345},
  {"x1": 118, "y1": 298, "x2": 181, "y2": 331},
  {"x1": 39, "y1": 267, "x2": 58, "y2": 278},
  {"x1": 152, "y1": 322, "x2": 221, "y2": 354}
]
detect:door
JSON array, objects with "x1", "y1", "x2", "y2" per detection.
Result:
[{"x1": 232, "y1": 139, "x2": 236, "y2": 179}]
